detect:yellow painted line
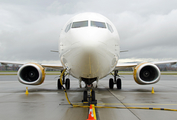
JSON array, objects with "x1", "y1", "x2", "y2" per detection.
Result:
[
  {"x1": 97, "y1": 103, "x2": 177, "y2": 106},
  {"x1": 94, "y1": 106, "x2": 177, "y2": 112},
  {"x1": 72, "y1": 102, "x2": 177, "y2": 106},
  {"x1": 72, "y1": 104, "x2": 177, "y2": 112},
  {"x1": 92, "y1": 104, "x2": 97, "y2": 120}
]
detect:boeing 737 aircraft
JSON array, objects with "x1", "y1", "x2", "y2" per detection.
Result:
[{"x1": 1, "y1": 12, "x2": 177, "y2": 101}]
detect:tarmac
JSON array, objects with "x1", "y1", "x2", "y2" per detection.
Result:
[{"x1": 0, "y1": 74, "x2": 177, "y2": 120}]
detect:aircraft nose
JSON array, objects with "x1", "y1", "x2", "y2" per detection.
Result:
[
  {"x1": 71, "y1": 28, "x2": 109, "y2": 47},
  {"x1": 70, "y1": 39, "x2": 115, "y2": 79},
  {"x1": 79, "y1": 35, "x2": 107, "y2": 54},
  {"x1": 81, "y1": 40, "x2": 102, "y2": 50},
  {"x1": 63, "y1": 29, "x2": 118, "y2": 79}
]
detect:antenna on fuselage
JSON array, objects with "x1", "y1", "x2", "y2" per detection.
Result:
[
  {"x1": 50, "y1": 50, "x2": 59, "y2": 53},
  {"x1": 120, "y1": 50, "x2": 129, "y2": 53}
]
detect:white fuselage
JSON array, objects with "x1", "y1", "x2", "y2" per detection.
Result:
[{"x1": 59, "y1": 13, "x2": 120, "y2": 83}]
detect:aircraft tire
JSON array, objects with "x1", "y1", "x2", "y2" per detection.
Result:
[
  {"x1": 83, "y1": 90, "x2": 87, "y2": 101},
  {"x1": 117, "y1": 78, "x2": 121, "y2": 89},
  {"x1": 109, "y1": 78, "x2": 114, "y2": 89},
  {"x1": 66, "y1": 78, "x2": 70, "y2": 89},
  {"x1": 91, "y1": 90, "x2": 95, "y2": 101},
  {"x1": 57, "y1": 79, "x2": 62, "y2": 89}
]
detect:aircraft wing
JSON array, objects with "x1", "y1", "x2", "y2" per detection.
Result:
[
  {"x1": 115, "y1": 60, "x2": 177, "y2": 70},
  {"x1": 151, "y1": 60, "x2": 177, "y2": 65},
  {"x1": 115, "y1": 63, "x2": 137, "y2": 70},
  {"x1": 40, "y1": 63, "x2": 63, "y2": 69},
  {"x1": 0, "y1": 60, "x2": 64, "y2": 70},
  {"x1": 0, "y1": 61, "x2": 26, "y2": 65}
]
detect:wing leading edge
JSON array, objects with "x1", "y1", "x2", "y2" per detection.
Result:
[
  {"x1": 115, "y1": 60, "x2": 177, "y2": 70},
  {"x1": 0, "y1": 60, "x2": 64, "y2": 70}
]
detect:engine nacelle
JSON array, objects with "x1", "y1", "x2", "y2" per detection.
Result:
[
  {"x1": 133, "y1": 62, "x2": 160, "y2": 85},
  {"x1": 17, "y1": 63, "x2": 45, "y2": 85}
]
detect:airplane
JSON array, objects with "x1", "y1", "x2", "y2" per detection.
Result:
[{"x1": 1, "y1": 12, "x2": 177, "y2": 102}]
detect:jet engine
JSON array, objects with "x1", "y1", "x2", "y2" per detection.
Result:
[
  {"x1": 133, "y1": 62, "x2": 160, "y2": 85},
  {"x1": 17, "y1": 63, "x2": 45, "y2": 85}
]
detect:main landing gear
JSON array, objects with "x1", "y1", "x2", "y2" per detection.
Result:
[
  {"x1": 58, "y1": 70, "x2": 70, "y2": 90},
  {"x1": 109, "y1": 70, "x2": 122, "y2": 89}
]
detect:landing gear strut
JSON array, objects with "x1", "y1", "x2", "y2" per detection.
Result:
[
  {"x1": 109, "y1": 70, "x2": 122, "y2": 89},
  {"x1": 57, "y1": 70, "x2": 70, "y2": 90}
]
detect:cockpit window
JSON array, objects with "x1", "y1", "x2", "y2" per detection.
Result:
[
  {"x1": 107, "y1": 23, "x2": 114, "y2": 33},
  {"x1": 91, "y1": 21, "x2": 106, "y2": 28},
  {"x1": 65, "y1": 23, "x2": 72, "y2": 32},
  {"x1": 72, "y1": 21, "x2": 88, "y2": 28}
]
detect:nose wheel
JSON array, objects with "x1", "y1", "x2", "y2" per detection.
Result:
[
  {"x1": 83, "y1": 91, "x2": 88, "y2": 101},
  {"x1": 109, "y1": 70, "x2": 122, "y2": 89},
  {"x1": 82, "y1": 88, "x2": 97, "y2": 104}
]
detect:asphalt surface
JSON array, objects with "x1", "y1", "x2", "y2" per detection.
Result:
[{"x1": 0, "y1": 75, "x2": 177, "y2": 120}]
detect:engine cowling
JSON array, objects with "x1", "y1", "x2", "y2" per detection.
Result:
[
  {"x1": 17, "y1": 63, "x2": 45, "y2": 85},
  {"x1": 133, "y1": 62, "x2": 160, "y2": 85}
]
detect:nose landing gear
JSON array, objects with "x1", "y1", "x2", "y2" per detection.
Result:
[{"x1": 82, "y1": 85, "x2": 97, "y2": 104}]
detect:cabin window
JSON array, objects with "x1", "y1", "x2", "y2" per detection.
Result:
[
  {"x1": 107, "y1": 23, "x2": 114, "y2": 33},
  {"x1": 91, "y1": 21, "x2": 106, "y2": 28},
  {"x1": 65, "y1": 23, "x2": 72, "y2": 32},
  {"x1": 72, "y1": 21, "x2": 88, "y2": 28}
]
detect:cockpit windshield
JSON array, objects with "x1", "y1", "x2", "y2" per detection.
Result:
[
  {"x1": 72, "y1": 21, "x2": 88, "y2": 28},
  {"x1": 107, "y1": 23, "x2": 114, "y2": 33},
  {"x1": 65, "y1": 23, "x2": 72, "y2": 32},
  {"x1": 91, "y1": 21, "x2": 106, "y2": 28}
]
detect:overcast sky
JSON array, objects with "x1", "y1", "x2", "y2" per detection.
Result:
[{"x1": 0, "y1": 0, "x2": 177, "y2": 63}]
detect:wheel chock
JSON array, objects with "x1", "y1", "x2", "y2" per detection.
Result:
[
  {"x1": 25, "y1": 87, "x2": 29, "y2": 96},
  {"x1": 151, "y1": 87, "x2": 155, "y2": 94}
]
